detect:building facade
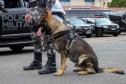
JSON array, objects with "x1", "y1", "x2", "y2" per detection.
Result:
[{"x1": 60, "y1": 0, "x2": 111, "y2": 8}]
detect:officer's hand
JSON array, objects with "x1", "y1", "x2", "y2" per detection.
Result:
[
  {"x1": 36, "y1": 27, "x2": 42, "y2": 37},
  {"x1": 25, "y1": 13, "x2": 32, "y2": 23}
]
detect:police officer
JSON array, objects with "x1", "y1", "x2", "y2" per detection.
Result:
[{"x1": 23, "y1": 0, "x2": 66, "y2": 74}]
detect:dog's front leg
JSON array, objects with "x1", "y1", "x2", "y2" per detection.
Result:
[{"x1": 54, "y1": 53, "x2": 67, "y2": 76}]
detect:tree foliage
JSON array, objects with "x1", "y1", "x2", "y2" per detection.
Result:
[{"x1": 108, "y1": 0, "x2": 126, "y2": 7}]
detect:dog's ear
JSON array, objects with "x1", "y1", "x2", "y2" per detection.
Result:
[
  {"x1": 41, "y1": 8, "x2": 48, "y2": 20},
  {"x1": 43, "y1": 8, "x2": 48, "y2": 14},
  {"x1": 43, "y1": 8, "x2": 52, "y2": 16},
  {"x1": 40, "y1": 8, "x2": 52, "y2": 21}
]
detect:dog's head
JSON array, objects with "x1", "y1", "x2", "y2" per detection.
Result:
[
  {"x1": 36, "y1": 8, "x2": 52, "y2": 30},
  {"x1": 40, "y1": 8, "x2": 52, "y2": 22}
]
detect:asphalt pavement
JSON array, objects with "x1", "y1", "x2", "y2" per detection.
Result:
[{"x1": 0, "y1": 33, "x2": 126, "y2": 84}]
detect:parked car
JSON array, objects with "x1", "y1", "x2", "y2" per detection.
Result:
[
  {"x1": 103, "y1": 11, "x2": 126, "y2": 32},
  {"x1": 94, "y1": 18, "x2": 120, "y2": 37},
  {"x1": 67, "y1": 18, "x2": 93, "y2": 38}
]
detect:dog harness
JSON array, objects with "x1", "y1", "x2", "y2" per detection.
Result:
[{"x1": 51, "y1": 29, "x2": 76, "y2": 53}]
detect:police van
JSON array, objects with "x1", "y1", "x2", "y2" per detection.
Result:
[{"x1": 0, "y1": 0, "x2": 33, "y2": 51}]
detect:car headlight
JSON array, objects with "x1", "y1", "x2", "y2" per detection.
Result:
[
  {"x1": 96, "y1": 25, "x2": 102, "y2": 28},
  {"x1": 76, "y1": 26, "x2": 80, "y2": 28},
  {"x1": 117, "y1": 25, "x2": 119, "y2": 28},
  {"x1": 103, "y1": 25, "x2": 108, "y2": 28},
  {"x1": 90, "y1": 26, "x2": 94, "y2": 30}
]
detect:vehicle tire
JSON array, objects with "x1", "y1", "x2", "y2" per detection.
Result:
[
  {"x1": 113, "y1": 33, "x2": 119, "y2": 36},
  {"x1": 95, "y1": 29, "x2": 103, "y2": 37},
  {"x1": 86, "y1": 34, "x2": 92, "y2": 38},
  {"x1": 9, "y1": 45, "x2": 24, "y2": 52}
]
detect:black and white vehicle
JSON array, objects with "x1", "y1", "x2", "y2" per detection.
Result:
[
  {"x1": 68, "y1": 18, "x2": 93, "y2": 38},
  {"x1": 94, "y1": 18, "x2": 120, "y2": 37},
  {"x1": 0, "y1": 0, "x2": 33, "y2": 51}
]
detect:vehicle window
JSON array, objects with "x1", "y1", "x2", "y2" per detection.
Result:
[
  {"x1": 69, "y1": 19, "x2": 84, "y2": 26},
  {"x1": 96, "y1": 18, "x2": 111, "y2": 24},
  {"x1": 4, "y1": 0, "x2": 21, "y2": 8}
]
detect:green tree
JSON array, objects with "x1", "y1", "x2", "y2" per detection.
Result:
[{"x1": 108, "y1": 0, "x2": 126, "y2": 7}]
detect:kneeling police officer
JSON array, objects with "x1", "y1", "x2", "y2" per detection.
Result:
[{"x1": 23, "y1": 0, "x2": 66, "y2": 74}]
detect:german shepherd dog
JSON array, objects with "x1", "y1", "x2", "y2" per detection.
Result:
[{"x1": 40, "y1": 8, "x2": 124, "y2": 76}]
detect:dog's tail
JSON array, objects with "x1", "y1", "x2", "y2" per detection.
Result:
[
  {"x1": 73, "y1": 66, "x2": 124, "y2": 75},
  {"x1": 99, "y1": 67, "x2": 125, "y2": 75}
]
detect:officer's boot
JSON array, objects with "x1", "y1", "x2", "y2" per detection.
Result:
[
  {"x1": 23, "y1": 52, "x2": 43, "y2": 70},
  {"x1": 38, "y1": 53, "x2": 56, "y2": 74}
]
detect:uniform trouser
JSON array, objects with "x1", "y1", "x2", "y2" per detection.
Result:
[
  {"x1": 31, "y1": 32, "x2": 56, "y2": 65},
  {"x1": 31, "y1": 32, "x2": 42, "y2": 63}
]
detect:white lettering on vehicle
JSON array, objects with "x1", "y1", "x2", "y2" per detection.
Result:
[{"x1": 1, "y1": 15, "x2": 32, "y2": 31}]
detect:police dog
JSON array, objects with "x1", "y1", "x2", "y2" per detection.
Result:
[{"x1": 40, "y1": 8, "x2": 124, "y2": 76}]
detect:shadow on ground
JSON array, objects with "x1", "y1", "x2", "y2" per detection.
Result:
[{"x1": 0, "y1": 48, "x2": 33, "y2": 56}]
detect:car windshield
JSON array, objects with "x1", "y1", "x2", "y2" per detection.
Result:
[
  {"x1": 83, "y1": 18, "x2": 95, "y2": 23},
  {"x1": 69, "y1": 19, "x2": 85, "y2": 26},
  {"x1": 96, "y1": 18, "x2": 112, "y2": 24}
]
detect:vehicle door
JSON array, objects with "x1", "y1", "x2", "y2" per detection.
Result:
[{"x1": 0, "y1": 0, "x2": 31, "y2": 36}]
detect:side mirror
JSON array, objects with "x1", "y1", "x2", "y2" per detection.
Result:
[
  {"x1": 71, "y1": 26, "x2": 76, "y2": 33},
  {"x1": 0, "y1": 0, "x2": 5, "y2": 10},
  {"x1": 0, "y1": 0, "x2": 7, "y2": 12}
]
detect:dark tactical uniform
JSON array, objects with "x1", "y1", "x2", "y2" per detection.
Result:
[{"x1": 23, "y1": 0, "x2": 65, "y2": 74}]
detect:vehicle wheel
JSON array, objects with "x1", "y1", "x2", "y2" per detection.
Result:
[
  {"x1": 118, "y1": 30, "x2": 121, "y2": 34},
  {"x1": 86, "y1": 34, "x2": 92, "y2": 38},
  {"x1": 113, "y1": 33, "x2": 119, "y2": 36},
  {"x1": 9, "y1": 45, "x2": 24, "y2": 52},
  {"x1": 95, "y1": 29, "x2": 103, "y2": 37}
]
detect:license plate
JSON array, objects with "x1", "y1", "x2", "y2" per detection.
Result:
[
  {"x1": 86, "y1": 30, "x2": 91, "y2": 34},
  {"x1": 111, "y1": 28, "x2": 116, "y2": 30}
]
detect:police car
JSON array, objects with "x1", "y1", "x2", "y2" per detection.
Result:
[{"x1": 0, "y1": 0, "x2": 33, "y2": 51}]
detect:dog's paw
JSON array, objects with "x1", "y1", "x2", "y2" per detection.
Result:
[
  {"x1": 77, "y1": 70, "x2": 88, "y2": 75},
  {"x1": 73, "y1": 68, "x2": 82, "y2": 72},
  {"x1": 87, "y1": 68, "x2": 96, "y2": 74},
  {"x1": 54, "y1": 70, "x2": 64, "y2": 76}
]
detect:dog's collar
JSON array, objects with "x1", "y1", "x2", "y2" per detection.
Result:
[{"x1": 51, "y1": 30, "x2": 70, "y2": 41}]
